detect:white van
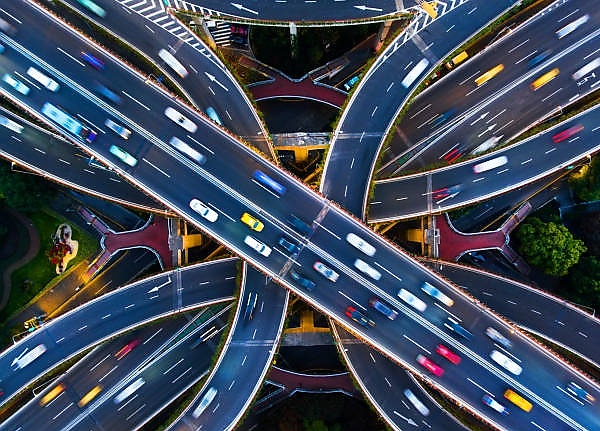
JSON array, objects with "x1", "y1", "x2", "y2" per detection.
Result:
[
  {"x1": 354, "y1": 259, "x2": 381, "y2": 281},
  {"x1": 490, "y1": 350, "x2": 522, "y2": 375},
  {"x1": 244, "y1": 235, "x2": 272, "y2": 257},
  {"x1": 26, "y1": 67, "x2": 60, "y2": 92},
  {"x1": 192, "y1": 387, "x2": 217, "y2": 418}
]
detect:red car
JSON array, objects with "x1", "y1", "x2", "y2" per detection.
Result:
[
  {"x1": 552, "y1": 124, "x2": 584, "y2": 143},
  {"x1": 417, "y1": 354, "x2": 444, "y2": 376},
  {"x1": 436, "y1": 344, "x2": 461, "y2": 365},
  {"x1": 115, "y1": 339, "x2": 141, "y2": 360}
]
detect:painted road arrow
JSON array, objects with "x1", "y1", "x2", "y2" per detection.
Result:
[{"x1": 231, "y1": 3, "x2": 259, "y2": 15}]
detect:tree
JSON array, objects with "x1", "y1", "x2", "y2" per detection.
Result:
[
  {"x1": 566, "y1": 256, "x2": 600, "y2": 309},
  {"x1": 569, "y1": 156, "x2": 600, "y2": 202},
  {"x1": 0, "y1": 161, "x2": 53, "y2": 212},
  {"x1": 515, "y1": 217, "x2": 587, "y2": 276}
]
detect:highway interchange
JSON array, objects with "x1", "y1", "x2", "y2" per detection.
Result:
[{"x1": 0, "y1": 0, "x2": 600, "y2": 430}]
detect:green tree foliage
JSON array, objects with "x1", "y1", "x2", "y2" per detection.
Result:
[
  {"x1": 566, "y1": 256, "x2": 600, "y2": 309},
  {"x1": 570, "y1": 157, "x2": 600, "y2": 202},
  {"x1": 515, "y1": 217, "x2": 587, "y2": 276},
  {"x1": 0, "y1": 160, "x2": 53, "y2": 212}
]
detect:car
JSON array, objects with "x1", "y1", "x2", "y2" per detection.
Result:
[
  {"x1": 345, "y1": 306, "x2": 375, "y2": 328},
  {"x1": 528, "y1": 50, "x2": 552, "y2": 68},
  {"x1": 81, "y1": 51, "x2": 105, "y2": 70},
  {"x1": 192, "y1": 387, "x2": 217, "y2": 418},
  {"x1": 354, "y1": 258, "x2": 381, "y2": 281},
  {"x1": 416, "y1": 354, "x2": 444, "y2": 376},
  {"x1": 287, "y1": 214, "x2": 313, "y2": 236},
  {"x1": 241, "y1": 212, "x2": 263, "y2": 232},
  {"x1": 164, "y1": 106, "x2": 198, "y2": 133},
  {"x1": 289, "y1": 269, "x2": 316, "y2": 291},
  {"x1": 485, "y1": 327, "x2": 512, "y2": 348},
  {"x1": 170, "y1": 136, "x2": 206, "y2": 164},
  {"x1": 2, "y1": 73, "x2": 30, "y2": 95},
  {"x1": 442, "y1": 144, "x2": 466, "y2": 163},
  {"x1": 421, "y1": 281, "x2": 454, "y2": 307},
  {"x1": 313, "y1": 261, "x2": 339, "y2": 282},
  {"x1": 346, "y1": 233, "x2": 376, "y2": 256},
  {"x1": 343, "y1": 75, "x2": 359, "y2": 91},
  {"x1": 552, "y1": 124, "x2": 584, "y2": 143},
  {"x1": 430, "y1": 109, "x2": 454, "y2": 128},
  {"x1": 432, "y1": 184, "x2": 462, "y2": 201},
  {"x1": 482, "y1": 394, "x2": 509, "y2": 415},
  {"x1": 566, "y1": 382, "x2": 595, "y2": 403},
  {"x1": 444, "y1": 317, "x2": 473, "y2": 340},
  {"x1": 189, "y1": 199, "x2": 218, "y2": 222},
  {"x1": 397, "y1": 288, "x2": 427, "y2": 312},
  {"x1": 243, "y1": 291, "x2": 258, "y2": 321},
  {"x1": 244, "y1": 235, "x2": 271, "y2": 257},
  {"x1": 115, "y1": 339, "x2": 141, "y2": 360},
  {"x1": 436, "y1": 344, "x2": 461, "y2": 364},
  {"x1": 104, "y1": 119, "x2": 131, "y2": 139},
  {"x1": 490, "y1": 350, "x2": 522, "y2": 375},
  {"x1": 278, "y1": 237, "x2": 299, "y2": 255},
  {"x1": 78, "y1": 385, "x2": 102, "y2": 407},
  {"x1": 404, "y1": 389, "x2": 430, "y2": 416},
  {"x1": 368, "y1": 297, "x2": 399, "y2": 320},
  {"x1": 109, "y1": 144, "x2": 137, "y2": 167},
  {"x1": 94, "y1": 82, "x2": 121, "y2": 104}
]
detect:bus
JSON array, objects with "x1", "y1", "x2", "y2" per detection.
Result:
[
  {"x1": 555, "y1": 14, "x2": 588, "y2": 39},
  {"x1": 158, "y1": 49, "x2": 188, "y2": 78},
  {"x1": 253, "y1": 170, "x2": 286, "y2": 196},
  {"x1": 530, "y1": 68, "x2": 559, "y2": 90},
  {"x1": 13, "y1": 344, "x2": 47, "y2": 369},
  {"x1": 474, "y1": 64, "x2": 504, "y2": 86},
  {"x1": 401, "y1": 58, "x2": 430, "y2": 88},
  {"x1": 41, "y1": 102, "x2": 97, "y2": 143},
  {"x1": 504, "y1": 389, "x2": 533, "y2": 412},
  {"x1": 77, "y1": 0, "x2": 106, "y2": 18},
  {"x1": 472, "y1": 155, "x2": 508, "y2": 174},
  {"x1": 572, "y1": 58, "x2": 600, "y2": 81},
  {"x1": 40, "y1": 383, "x2": 66, "y2": 406}
]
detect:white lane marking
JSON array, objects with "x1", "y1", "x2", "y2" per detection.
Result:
[
  {"x1": 98, "y1": 365, "x2": 118, "y2": 382},
  {"x1": 403, "y1": 335, "x2": 430, "y2": 353},
  {"x1": 508, "y1": 39, "x2": 529, "y2": 53},
  {"x1": 143, "y1": 158, "x2": 170, "y2": 177},
  {"x1": 578, "y1": 332, "x2": 588, "y2": 338},
  {"x1": 171, "y1": 367, "x2": 192, "y2": 384},
  {"x1": 163, "y1": 358, "x2": 184, "y2": 375},
  {"x1": 122, "y1": 91, "x2": 151, "y2": 110},
  {"x1": 117, "y1": 394, "x2": 138, "y2": 411},
  {"x1": 57, "y1": 47, "x2": 84, "y2": 66},
  {"x1": 373, "y1": 262, "x2": 402, "y2": 281},
  {"x1": 126, "y1": 403, "x2": 146, "y2": 421},
  {"x1": 187, "y1": 135, "x2": 214, "y2": 155},
  {"x1": 52, "y1": 402, "x2": 74, "y2": 420},
  {"x1": 143, "y1": 327, "x2": 163, "y2": 345},
  {"x1": 90, "y1": 354, "x2": 111, "y2": 372},
  {"x1": 338, "y1": 290, "x2": 366, "y2": 310}
]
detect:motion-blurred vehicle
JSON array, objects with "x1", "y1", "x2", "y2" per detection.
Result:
[
  {"x1": 346, "y1": 233, "x2": 376, "y2": 256},
  {"x1": 164, "y1": 106, "x2": 197, "y2": 132},
  {"x1": 244, "y1": 235, "x2": 271, "y2": 257},
  {"x1": 566, "y1": 382, "x2": 595, "y2": 403},
  {"x1": 278, "y1": 237, "x2": 299, "y2": 255},
  {"x1": 81, "y1": 52, "x2": 104, "y2": 70},
  {"x1": 436, "y1": 344, "x2": 461, "y2": 364},
  {"x1": 313, "y1": 261, "x2": 339, "y2": 282},
  {"x1": 490, "y1": 350, "x2": 522, "y2": 375},
  {"x1": 552, "y1": 124, "x2": 584, "y2": 143},
  {"x1": 485, "y1": 327, "x2": 512, "y2": 348},
  {"x1": 416, "y1": 354, "x2": 444, "y2": 376},
  {"x1": 115, "y1": 339, "x2": 141, "y2": 360},
  {"x1": 345, "y1": 306, "x2": 375, "y2": 328},
  {"x1": 104, "y1": 119, "x2": 131, "y2": 139},
  {"x1": 432, "y1": 184, "x2": 462, "y2": 201},
  {"x1": 368, "y1": 297, "x2": 399, "y2": 320},
  {"x1": 289, "y1": 269, "x2": 316, "y2": 291},
  {"x1": 421, "y1": 281, "x2": 454, "y2": 306},
  {"x1": 2, "y1": 73, "x2": 30, "y2": 95},
  {"x1": 482, "y1": 394, "x2": 509, "y2": 415}
]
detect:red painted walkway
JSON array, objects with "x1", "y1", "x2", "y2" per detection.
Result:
[
  {"x1": 436, "y1": 202, "x2": 532, "y2": 274},
  {"x1": 78, "y1": 207, "x2": 172, "y2": 278},
  {"x1": 240, "y1": 56, "x2": 347, "y2": 108}
]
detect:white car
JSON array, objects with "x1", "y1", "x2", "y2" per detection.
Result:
[
  {"x1": 404, "y1": 389, "x2": 430, "y2": 416},
  {"x1": 490, "y1": 350, "x2": 522, "y2": 375},
  {"x1": 192, "y1": 387, "x2": 217, "y2": 418},
  {"x1": 485, "y1": 327, "x2": 512, "y2": 348},
  {"x1": 2, "y1": 73, "x2": 30, "y2": 95},
  {"x1": 104, "y1": 119, "x2": 131, "y2": 139},
  {"x1": 244, "y1": 235, "x2": 271, "y2": 257},
  {"x1": 346, "y1": 233, "x2": 376, "y2": 256},
  {"x1": 189, "y1": 199, "x2": 218, "y2": 222},
  {"x1": 421, "y1": 281, "x2": 454, "y2": 307},
  {"x1": 313, "y1": 261, "x2": 339, "y2": 282},
  {"x1": 397, "y1": 288, "x2": 427, "y2": 312},
  {"x1": 354, "y1": 259, "x2": 381, "y2": 281},
  {"x1": 164, "y1": 106, "x2": 197, "y2": 133},
  {"x1": 170, "y1": 136, "x2": 206, "y2": 164}
]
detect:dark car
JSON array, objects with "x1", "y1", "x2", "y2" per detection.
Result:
[
  {"x1": 444, "y1": 317, "x2": 473, "y2": 340},
  {"x1": 81, "y1": 52, "x2": 105, "y2": 70},
  {"x1": 528, "y1": 50, "x2": 552, "y2": 68},
  {"x1": 289, "y1": 269, "x2": 316, "y2": 291},
  {"x1": 278, "y1": 237, "x2": 300, "y2": 255},
  {"x1": 287, "y1": 214, "x2": 313, "y2": 236},
  {"x1": 345, "y1": 306, "x2": 375, "y2": 328}
]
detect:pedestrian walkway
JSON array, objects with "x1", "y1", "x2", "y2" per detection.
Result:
[
  {"x1": 241, "y1": 56, "x2": 347, "y2": 108},
  {"x1": 436, "y1": 202, "x2": 532, "y2": 273},
  {"x1": 78, "y1": 207, "x2": 173, "y2": 278}
]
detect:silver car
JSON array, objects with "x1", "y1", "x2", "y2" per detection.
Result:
[{"x1": 105, "y1": 119, "x2": 131, "y2": 139}]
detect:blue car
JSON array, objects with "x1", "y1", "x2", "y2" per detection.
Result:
[
  {"x1": 81, "y1": 52, "x2": 105, "y2": 70},
  {"x1": 278, "y1": 237, "x2": 300, "y2": 255}
]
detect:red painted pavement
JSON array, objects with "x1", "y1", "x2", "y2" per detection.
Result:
[{"x1": 436, "y1": 214, "x2": 506, "y2": 261}]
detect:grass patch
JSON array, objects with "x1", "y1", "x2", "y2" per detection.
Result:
[{"x1": 0, "y1": 209, "x2": 98, "y2": 322}]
